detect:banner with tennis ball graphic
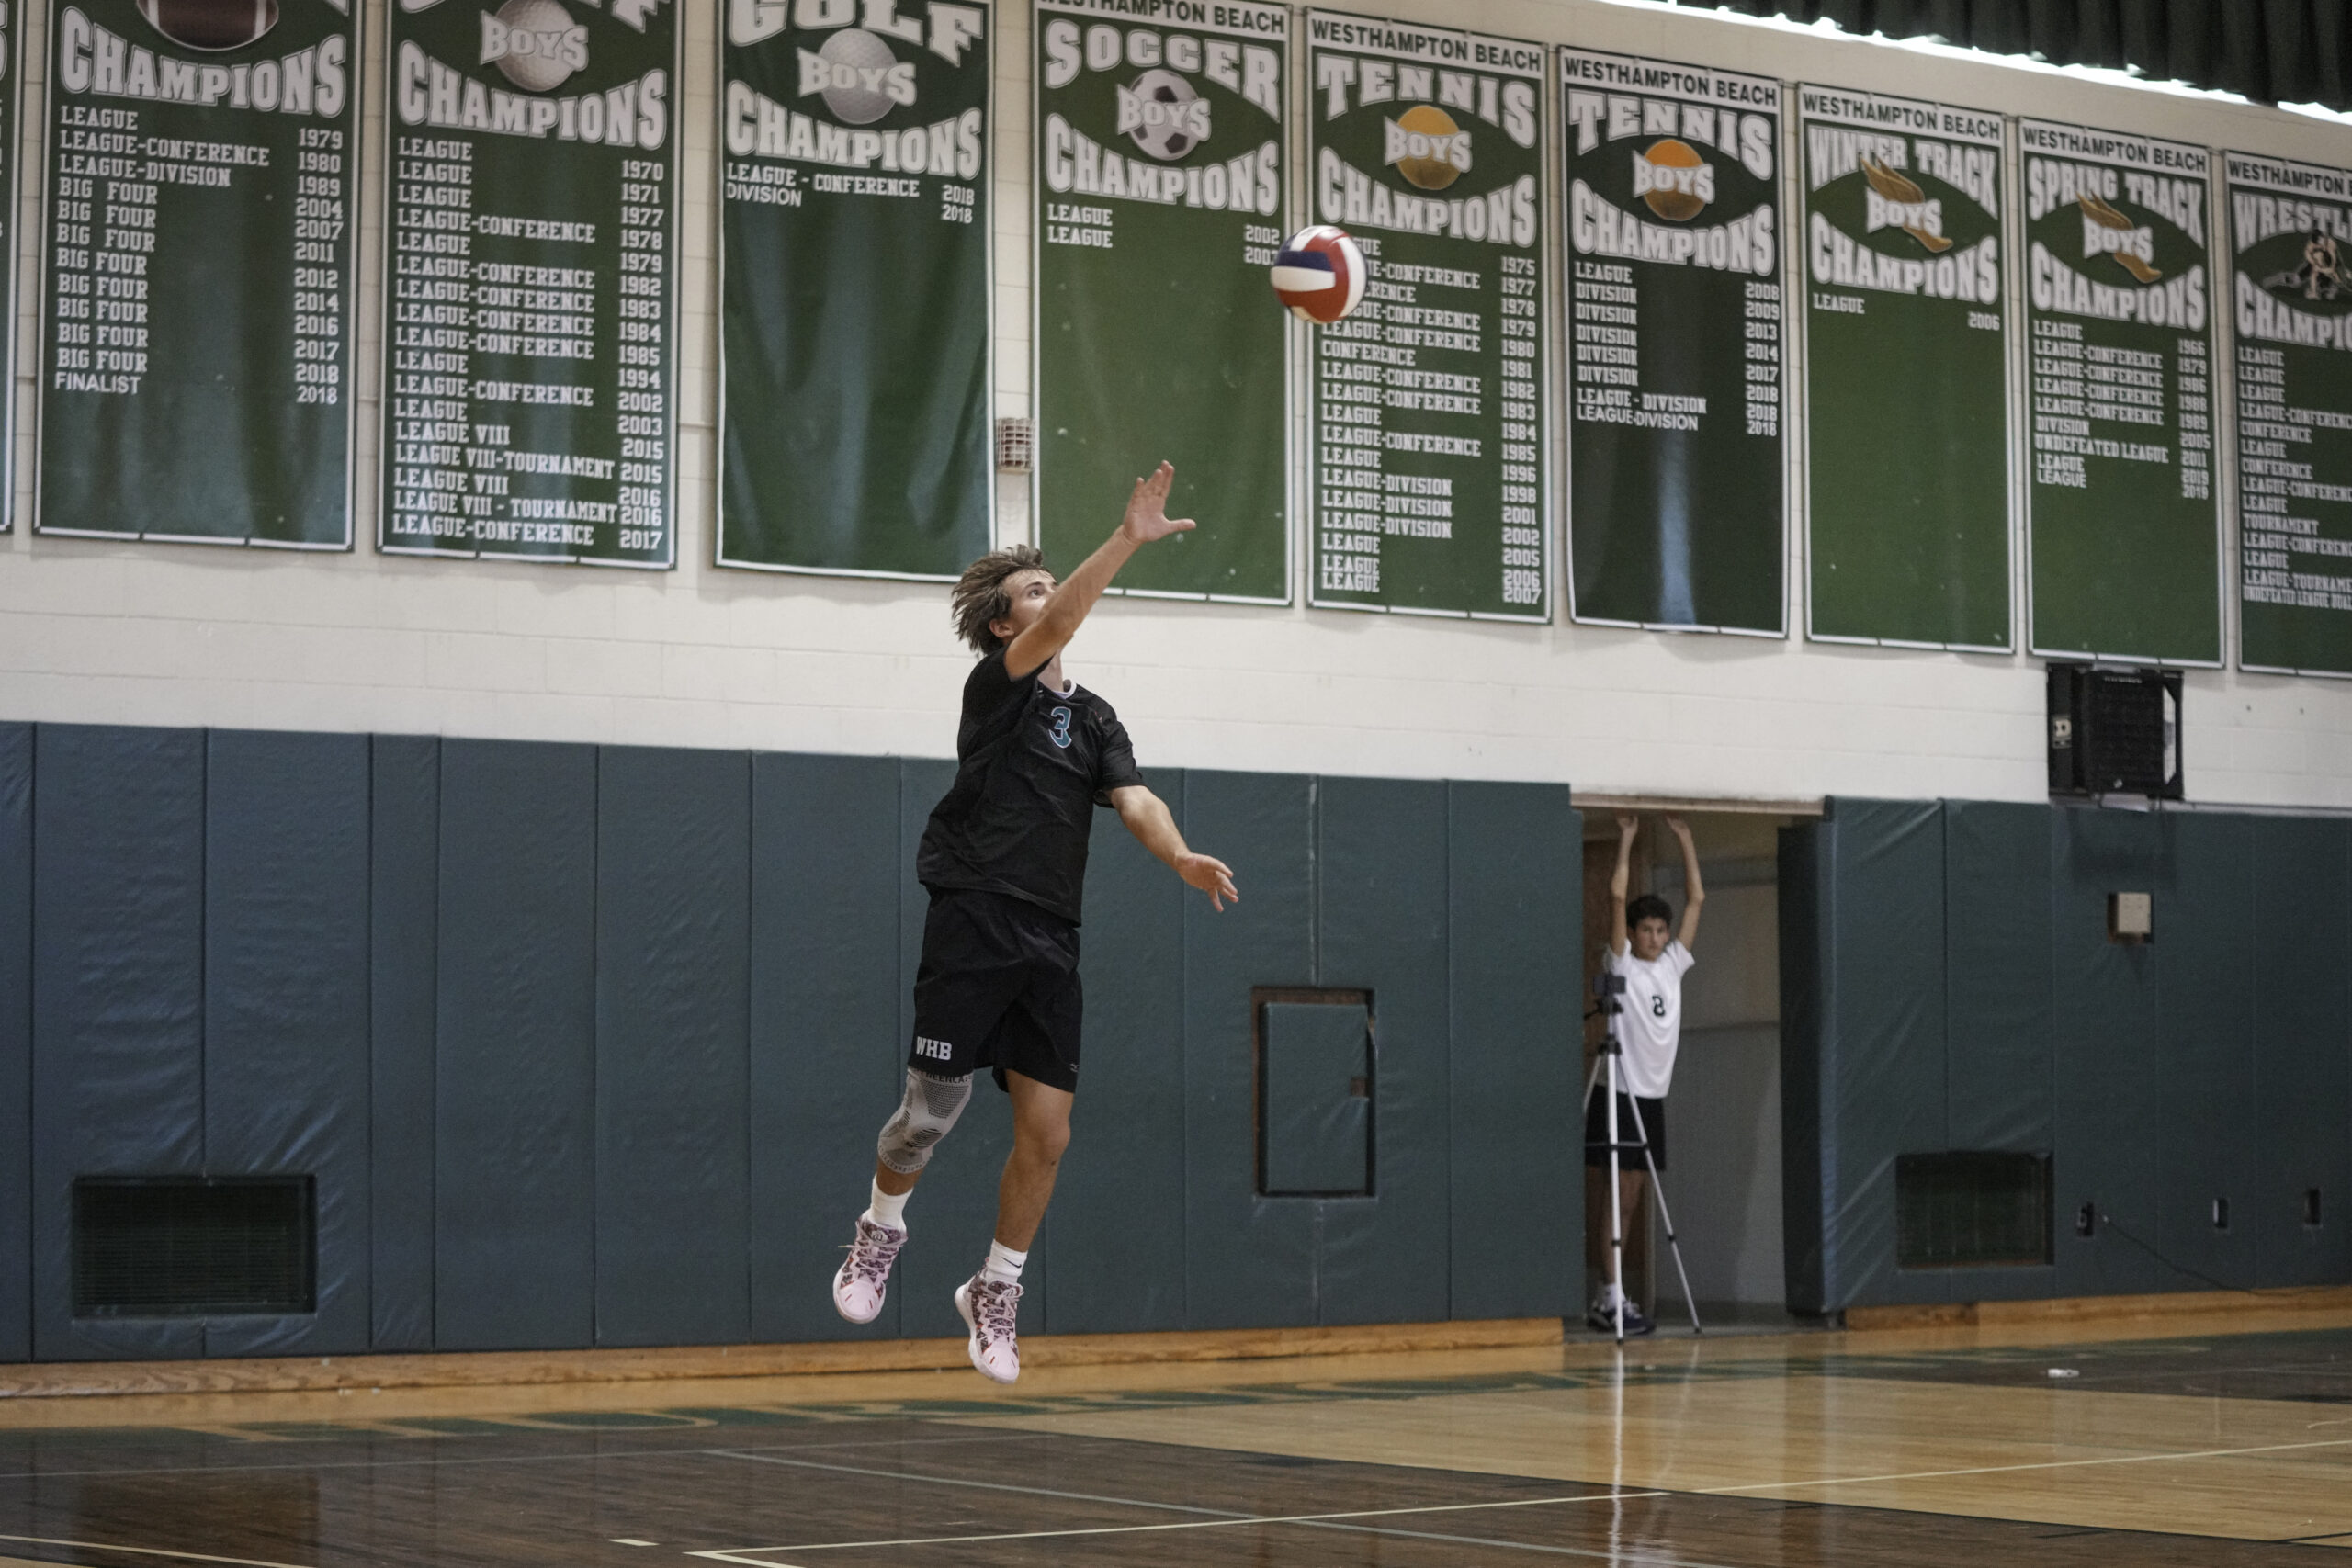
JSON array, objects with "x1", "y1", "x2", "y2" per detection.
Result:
[
  {"x1": 1801, "y1": 86, "x2": 2010, "y2": 651},
  {"x1": 1033, "y1": 0, "x2": 1289, "y2": 604},
  {"x1": 2021, "y1": 119, "x2": 2220, "y2": 664},
  {"x1": 379, "y1": 0, "x2": 680, "y2": 566},
  {"x1": 1305, "y1": 10, "x2": 1550, "y2": 621},
  {"x1": 718, "y1": 0, "x2": 991, "y2": 580},
  {"x1": 1561, "y1": 48, "x2": 1783, "y2": 635},
  {"x1": 34, "y1": 0, "x2": 358, "y2": 546}
]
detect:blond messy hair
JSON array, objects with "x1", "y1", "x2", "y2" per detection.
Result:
[{"x1": 949, "y1": 544, "x2": 1049, "y2": 655}]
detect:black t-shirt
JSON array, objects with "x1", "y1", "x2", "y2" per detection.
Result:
[{"x1": 915, "y1": 650, "x2": 1147, "y2": 924}]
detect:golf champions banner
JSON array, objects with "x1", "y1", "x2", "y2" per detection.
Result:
[
  {"x1": 36, "y1": 0, "x2": 359, "y2": 545},
  {"x1": 1561, "y1": 50, "x2": 1783, "y2": 634},
  {"x1": 1305, "y1": 11, "x2": 1549, "y2": 620},
  {"x1": 1035, "y1": 0, "x2": 1288, "y2": 603},
  {"x1": 381, "y1": 0, "x2": 681, "y2": 567},
  {"x1": 718, "y1": 0, "x2": 991, "y2": 578},
  {"x1": 2229, "y1": 152, "x2": 2352, "y2": 676},
  {"x1": 2022, "y1": 119, "x2": 2221, "y2": 664},
  {"x1": 1801, "y1": 88, "x2": 2009, "y2": 650}
]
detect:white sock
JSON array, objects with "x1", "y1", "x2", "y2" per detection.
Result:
[
  {"x1": 1598, "y1": 1280, "x2": 1623, "y2": 1308},
  {"x1": 865, "y1": 1180, "x2": 909, "y2": 1231},
  {"x1": 980, "y1": 1239, "x2": 1026, "y2": 1285}
]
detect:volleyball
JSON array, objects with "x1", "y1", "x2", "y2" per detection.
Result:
[{"x1": 1269, "y1": 226, "x2": 1365, "y2": 324}]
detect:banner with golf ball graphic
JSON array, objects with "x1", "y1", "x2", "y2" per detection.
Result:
[
  {"x1": 2229, "y1": 151, "x2": 2352, "y2": 677},
  {"x1": 1801, "y1": 87, "x2": 2010, "y2": 652},
  {"x1": 2021, "y1": 119, "x2": 2221, "y2": 665},
  {"x1": 1305, "y1": 10, "x2": 1549, "y2": 621},
  {"x1": 381, "y1": 0, "x2": 680, "y2": 566},
  {"x1": 1035, "y1": 0, "x2": 1290, "y2": 604},
  {"x1": 34, "y1": 0, "x2": 358, "y2": 545},
  {"x1": 1560, "y1": 48, "x2": 1783, "y2": 635},
  {"x1": 717, "y1": 0, "x2": 991, "y2": 579}
]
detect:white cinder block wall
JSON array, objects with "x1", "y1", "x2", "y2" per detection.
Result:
[{"x1": 3, "y1": 0, "x2": 2350, "y2": 808}]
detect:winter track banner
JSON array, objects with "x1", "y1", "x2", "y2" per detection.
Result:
[
  {"x1": 2228, "y1": 152, "x2": 2352, "y2": 677},
  {"x1": 1035, "y1": 0, "x2": 1287, "y2": 603},
  {"x1": 381, "y1": 0, "x2": 681, "y2": 567},
  {"x1": 36, "y1": 0, "x2": 359, "y2": 545},
  {"x1": 718, "y1": 0, "x2": 991, "y2": 579},
  {"x1": 1305, "y1": 10, "x2": 1549, "y2": 620},
  {"x1": 2021, "y1": 119, "x2": 2221, "y2": 665},
  {"x1": 1562, "y1": 48, "x2": 1783, "y2": 635},
  {"x1": 1801, "y1": 87, "x2": 2009, "y2": 650}
]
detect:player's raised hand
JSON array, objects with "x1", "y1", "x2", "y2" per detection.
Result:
[
  {"x1": 1121, "y1": 461, "x2": 1197, "y2": 545},
  {"x1": 1617, "y1": 813, "x2": 1640, "y2": 839},
  {"x1": 1176, "y1": 851, "x2": 1239, "y2": 911}
]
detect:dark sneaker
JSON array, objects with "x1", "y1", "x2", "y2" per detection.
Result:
[
  {"x1": 1586, "y1": 1297, "x2": 1655, "y2": 1336},
  {"x1": 955, "y1": 1273, "x2": 1023, "y2": 1382},
  {"x1": 831, "y1": 1216, "x2": 907, "y2": 1324}
]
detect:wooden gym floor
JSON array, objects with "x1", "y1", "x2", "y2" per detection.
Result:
[{"x1": 2, "y1": 1303, "x2": 2350, "y2": 1566}]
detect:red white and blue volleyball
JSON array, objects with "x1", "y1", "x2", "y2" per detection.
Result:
[{"x1": 1270, "y1": 226, "x2": 1365, "y2": 323}]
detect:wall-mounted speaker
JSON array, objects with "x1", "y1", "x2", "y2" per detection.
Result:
[{"x1": 2047, "y1": 662, "x2": 2183, "y2": 799}]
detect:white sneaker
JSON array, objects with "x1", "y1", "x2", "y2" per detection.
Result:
[
  {"x1": 831, "y1": 1216, "x2": 907, "y2": 1325},
  {"x1": 955, "y1": 1273, "x2": 1023, "y2": 1383}
]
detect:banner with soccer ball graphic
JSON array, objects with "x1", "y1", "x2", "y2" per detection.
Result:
[
  {"x1": 380, "y1": 0, "x2": 680, "y2": 566},
  {"x1": 1305, "y1": 10, "x2": 1549, "y2": 621},
  {"x1": 35, "y1": 0, "x2": 358, "y2": 545},
  {"x1": 1034, "y1": 0, "x2": 1289, "y2": 604},
  {"x1": 2021, "y1": 119, "x2": 2221, "y2": 665},
  {"x1": 1560, "y1": 48, "x2": 1783, "y2": 635},
  {"x1": 1801, "y1": 86, "x2": 2011, "y2": 652},
  {"x1": 717, "y1": 0, "x2": 991, "y2": 579}
]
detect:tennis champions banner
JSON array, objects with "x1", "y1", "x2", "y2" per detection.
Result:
[
  {"x1": 2022, "y1": 120, "x2": 2221, "y2": 664},
  {"x1": 2229, "y1": 152, "x2": 2352, "y2": 676},
  {"x1": 1305, "y1": 11, "x2": 1548, "y2": 620},
  {"x1": 718, "y1": 0, "x2": 991, "y2": 578},
  {"x1": 36, "y1": 0, "x2": 358, "y2": 545},
  {"x1": 381, "y1": 0, "x2": 680, "y2": 566},
  {"x1": 1801, "y1": 88, "x2": 2008, "y2": 650},
  {"x1": 1035, "y1": 0, "x2": 1287, "y2": 603},
  {"x1": 1562, "y1": 50, "x2": 1781, "y2": 634}
]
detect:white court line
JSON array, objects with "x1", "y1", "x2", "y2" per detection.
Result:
[
  {"x1": 0, "y1": 1535, "x2": 314, "y2": 1568},
  {"x1": 1698, "y1": 1432, "x2": 2352, "y2": 1495}
]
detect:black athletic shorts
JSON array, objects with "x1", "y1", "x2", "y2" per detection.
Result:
[
  {"x1": 1584, "y1": 1090, "x2": 1666, "y2": 1171},
  {"x1": 908, "y1": 887, "x2": 1082, "y2": 1093}
]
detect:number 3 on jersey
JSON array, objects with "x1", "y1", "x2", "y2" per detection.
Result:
[{"x1": 1047, "y1": 705, "x2": 1073, "y2": 749}]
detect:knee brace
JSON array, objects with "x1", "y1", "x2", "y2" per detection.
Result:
[{"x1": 876, "y1": 1067, "x2": 973, "y2": 1175}]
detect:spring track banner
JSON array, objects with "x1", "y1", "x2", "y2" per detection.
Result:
[
  {"x1": 718, "y1": 0, "x2": 991, "y2": 579},
  {"x1": 1035, "y1": 0, "x2": 1287, "y2": 603},
  {"x1": 2022, "y1": 120, "x2": 2220, "y2": 664},
  {"x1": 36, "y1": 0, "x2": 358, "y2": 545},
  {"x1": 1305, "y1": 11, "x2": 1548, "y2": 620},
  {"x1": 381, "y1": 0, "x2": 680, "y2": 567},
  {"x1": 1562, "y1": 50, "x2": 1782, "y2": 634},
  {"x1": 2229, "y1": 152, "x2": 2352, "y2": 676},
  {"x1": 1801, "y1": 89, "x2": 2008, "y2": 649}
]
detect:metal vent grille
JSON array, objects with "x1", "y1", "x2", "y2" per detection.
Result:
[
  {"x1": 73, "y1": 1176, "x2": 316, "y2": 1318},
  {"x1": 1895, "y1": 1152, "x2": 2052, "y2": 1270}
]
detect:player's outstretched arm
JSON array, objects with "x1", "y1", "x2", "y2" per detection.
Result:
[
  {"x1": 1609, "y1": 814, "x2": 1636, "y2": 956},
  {"x1": 1110, "y1": 785, "x2": 1238, "y2": 911},
  {"x1": 1001, "y1": 461, "x2": 1195, "y2": 679},
  {"x1": 1665, "y1": 814, "x2": 1703, "y2": 951}
]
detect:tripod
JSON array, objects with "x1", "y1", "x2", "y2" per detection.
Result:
[{"x1": 1584, "y1": 971, "x2": 1702, "y2": 1343}]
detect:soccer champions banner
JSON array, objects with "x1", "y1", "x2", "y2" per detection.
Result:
[
  {"x1": 2022, "y1": 120, "x2": 2221, "y2": 664},
  {"x1": 1562, "y1": 50, "x2": 1782, "y2": 635},
  {"x1": 36, "y1": 0, "x2": 358, "y2": 545},
  {"x1": 381, "y1": 0, "x2": 680, "y2": 567},
  {"x1": 2229, "y1": 152, "x2": 2352, "y2": 677},
  {"x1": 718, "y1": 0, "x2": 991, "y2": 578},
  {"x1": 1305, "y1": 11, "x2": 1548, "y2": 620},
  {"x1": 1801, "y1": 89, "x2": 2009, "y2": 650},
  {"x1": 1035, "y1": 0, "x2": 1288, "y2": 603}
]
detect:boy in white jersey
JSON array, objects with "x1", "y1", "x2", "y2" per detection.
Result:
[{"x1": 1587, "y1": 813, "x2": 1703, "y2": 1335}]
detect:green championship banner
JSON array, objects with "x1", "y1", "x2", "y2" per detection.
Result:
[
  {"x1": 1801, "y1": 88, "x2": 2008, "y2": 650},
  {"x1": 718, "y1": 0, "x2": 991, "y2": 578},
  {"x1": 1035, "y1": 0, "x2": 1287, "y2": 603},
  {"x1": 1306, "y1": 10, "x2": 1548, "y2": 620},
  {"x1": 1562, "y1": 49, "x2": 1781, "y2": 634},
  {"x1": 2228, "y1": 152, "x2": 2352, "y2": 676},
  {"x1": 380, "y1": 0, "x2": 680, "y2": 566},
  {"x1": 2022, "y1": 119, "x2": 2220, "y2": 664},
  {"x1": 36, "y1": 0, "x2": 358, "y2": 545},
  {"x1": 0, "y1": 0, "x2": 23, "y2": 531}
]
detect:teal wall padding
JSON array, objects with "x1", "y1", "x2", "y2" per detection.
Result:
[
  {"x1": 0, "y1": 725, "x2": 29, "y2": 1362},
  {"x1": 1261, "y1": 1003, "x2": 1372, "y2": 1195},
  {"x1": 201, "y1": 730, "x2": 372, "y2": 1358},
  {"x1": 594, "y1": 747, "x2": 753, "y2": 1347},
  {"x1": 2155, "y1": 813, "x2": 2257, "y2": 1289},
  {"x1": 1779, "y1": 820, "x2": 1831, "y2": 1314},
  {"x1": 2253, "y1": 818, "x2": 2350, "y2": 1286},
  {"x1": 1447, "y1": 784, "x2": 1580, "y2": 1323},
  {"x1": 368, "y1": 736, "x2": 438, "y2": 1351}
]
